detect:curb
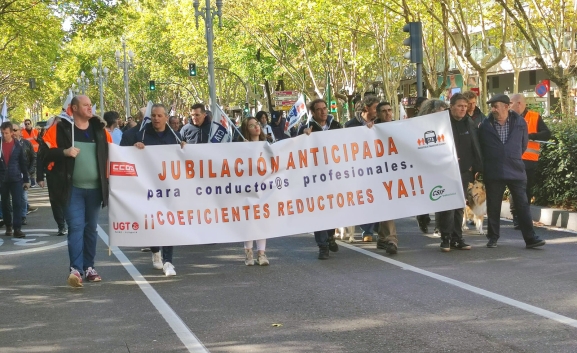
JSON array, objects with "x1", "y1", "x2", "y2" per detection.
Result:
[{"x1": 501, "y1": 201, "x2": 577, "y2": 232}]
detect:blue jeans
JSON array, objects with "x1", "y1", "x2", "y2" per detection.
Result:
[
  {"x1": 1, "y1": 181, "x2": 23, "y2": 230},
  {"x1": 65, "y1": 186, "x2": 102, "y2": 275},
  {"x1": 360, "y1": 223, "x2": 377, "y2": 236},
  {"x1": 21, "y1": 190, "x2": 28, "y2": 218}
]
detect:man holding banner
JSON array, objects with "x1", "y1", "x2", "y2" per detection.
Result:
[
  {"x1": 299, "y1": 98, "x2": 342, "y2": 259},
  {"x1": 43, "y1": 95, "x2": 112, "y2": 287},
  {"x1": 132, "y1": 103, "x2": 183, "y2": 276}
]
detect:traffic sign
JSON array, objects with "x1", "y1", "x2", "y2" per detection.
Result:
[{"x1": 535, "y1": 83, "x2": 548, "y2": 97}]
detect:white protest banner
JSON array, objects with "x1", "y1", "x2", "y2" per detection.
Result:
[{"x1": 109, "y1": 111, "x2": 464, "y2": 247}]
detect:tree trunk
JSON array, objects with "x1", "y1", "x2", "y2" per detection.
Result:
[
  {"x1": 479, "y1": 69, "x2": 488, "y2": 115},
  {"x1": 513, "y1": 68, "x2": 520, "y2": 93}
]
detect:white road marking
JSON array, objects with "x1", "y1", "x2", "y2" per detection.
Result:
[
  {"x1": 0, "y1": 229, "x2": 66, "y2": 256},
  {"x1": 338, "y1": 241, "x2": 577, "y2": 329},
  {"x1": 97, "y1": 225, "x2": 210, "y2": 353}
]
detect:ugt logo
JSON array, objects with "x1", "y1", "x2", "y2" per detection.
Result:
[{"x1": 418, "y1": 130, "x2": 445, "y2": 146}]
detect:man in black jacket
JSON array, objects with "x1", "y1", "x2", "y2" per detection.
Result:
[
  {"x1": 462, "y1": 91, "x2": 486, "y2": 127},
  {"x1": 436, "y1": 94, "x2": 484, "y2": 252},
  {"x1": 0, "y1": 122, "x2": 30, "y2": 238},
  {"x1": 478, "y1": 94, "x2": 545, "y2": 249},
  {"x1": 180, "y1": 103, "x2": 211, "y2": 144},
  {"x1": 43, "y1": 95, "x2": 111, "y2": 287},
  {"x1": 133, "y1": 103, "x2": 184, "y2": 276},
  {"x1": 299, "y1": 99, "x2": 342, "y2": 259},
  {"x1": 13, "y1": 123, "x2": 36, "y2": 224}
]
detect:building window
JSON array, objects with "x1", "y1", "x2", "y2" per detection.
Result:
[
  {"x1": 492, "y1": 76, "x2": 500, "y2": 89},
  {"x1": 529, "y1": 70, "x2": 537, "y2": 85}
]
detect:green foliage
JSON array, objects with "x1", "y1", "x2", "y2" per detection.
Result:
[{"x1": 533, "y1": 118, "x2": 577, "y2": 210}]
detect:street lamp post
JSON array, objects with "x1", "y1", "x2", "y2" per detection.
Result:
[
  {"x1": 92, "y1": 57, "x2": 109, "y2": 118},
  {"x1": 115, "y1": 38, "x2": 134, "y2": 120},
  {"x1": 193, "y1": 0, "x2": 223, "y2": 115},
  {"x1": 76, "y1": 71, "x2": 89, "y2": 95}
]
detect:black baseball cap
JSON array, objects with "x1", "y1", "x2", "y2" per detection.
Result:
[{"x1": 487, "y1": 94, "x2": 510, "y2": 105}]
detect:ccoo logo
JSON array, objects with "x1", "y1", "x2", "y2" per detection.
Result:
[{"x1": 110, "y1": 162, "x2": 138, "y2": 177}]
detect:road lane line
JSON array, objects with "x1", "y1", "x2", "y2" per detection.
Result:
[
  {"x1": 338, "y1": 241, "x2": 577, "y2": 329},
  {"x1": 97, "y1": 225, "x2": 210, "y2": 353}
]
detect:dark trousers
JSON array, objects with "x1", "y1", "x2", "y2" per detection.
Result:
[
  {"x1": 510, "y1": 161, "x2": 537, "y2": 214},
  {"x1": 47, "y1": 174, "x2": 66, "y2": 230},
  {"x1": 314, "y1": 229, "x2": 336, "y2": 247},
  {"x1": 1, "y1": 181, "x2": 23, "y2": 230},
  {"x1": 436, "y1": 171, "x2": 472, "y2": 242},
  {"x1": 486, "y1": 179, "x2": 536, "y2": 243},
  {"x1": 151, "y1": 246, "x2": 173, "y2": 263}
]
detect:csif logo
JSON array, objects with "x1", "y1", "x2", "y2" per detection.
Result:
[
  {"x1": 110, "y1": 162, "x2": 138, "y2": 177},
  {"x1": 429, "y1": 185, "x2": 445, "y2": 201}
]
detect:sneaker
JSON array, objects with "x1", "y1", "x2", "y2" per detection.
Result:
[
  {"x1": 417, "y1": 220, "x2": 428, "y2": 234},
  {"x1": 362, "y1": 235, "x2": 373, "y2": 242},
  {"x1": 376, "y1": 240, "x2": 387, "y2": 249},
  {"x1": 21, "y1": 217, "x2": 27, "y2": 225},
  {"x1": 85, "y1": 267, "x2": 101, "y2": 282},
  {"x1": 318, "y1": 246, "x2": 329, "y2": 260},
  {"x1": 526, "y1": 237, "x2": 546, "y2": 249},
  {"x1": 31, "y1": 185, "x2": 40, "y2": 188},
  {"x1": 5, "y1": 226, "x2": 13, "y2": 237},
  {"x1": 244, "y1": 249, "x2": 254, "y2": 266},
  {"x1": 386, "y1": 243, "x2": 398, "y2": 254},
  {"x1": 67, "y1": 268, "x2": 83, "y2": 288},
  {"x1": 451, "y1": 241, "x2": 472, "y2": 250},
  {"x1": 57, "y1": 227, "x2": 68, "y2": 236},
  {"x1": 328, "y1": 237, "x2": 339, "y2": 252},
  {"x1": 163, "y1": 262, "x2": 176, "y2": 276},
  {"x1": 152, "y1": 252, "x2": 163, "y2": 270},
  {"x1": 486, "y1": 239, "x2": 498, "y2": 248},
  {"x1": 433, "y1": 228, "x2": 441, "y2": 238},
  {"x1": 26, "y1": 207, "x2": 38, "y2": 215},
  {"x1": 440, "y1": 241, "x2": 451, "y2": 252},
  {"x1": 13, "y1": 229, "x2": 25, "y2": 238},
  {"x1": 257, "y1": 253, "x2": 269, "y2": 266}
]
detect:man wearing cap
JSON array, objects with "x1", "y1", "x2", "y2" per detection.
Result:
[
  {"x1": 478, "y1": 94, "x2": 545, "y2": 249},
  {"x1": 508, "y1": 93, "x2": 551, "y2": 229}
]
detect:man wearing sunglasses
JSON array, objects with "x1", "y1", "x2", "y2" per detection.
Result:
[
  {"x1": 478, "y1": 94, "x2": 545, "y2": 249},
  {"x1": 21, "y1": 119, "x2": 38, "y2": 187}
]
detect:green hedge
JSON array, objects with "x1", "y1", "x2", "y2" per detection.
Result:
[{"x1": 533, "y1": 118, "x2": 577, "y2": 210}]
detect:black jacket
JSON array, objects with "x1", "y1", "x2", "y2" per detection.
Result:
[
  {"x1": 180, "y1": 117, "x2": 211, "y2": 144},
  {"x1": 43, "y1": 117, "x2": 110, "y2": 207},
  {"x1": 450, "y1": 115, "x2": 483, "y2": 174},
  {"x1": 0, "y1": 138, "x2": 29, "y2": 183},
  {"x1": 478, "y1": 111, "x2": 528, "y2": 181},
  {"x1": 135, "y1": 123, "x2": 182, "y2": 146},
  {"x1": 18, "y1": 138, "x2": 36, "y2": 175},
  {"x1": 119, "y1": 122, "x2": 142, "y2": 146},
  {"x1": 297, "y1": 115, "x2": 342, "y2": 135},
  {"x1": 467, "y1": 106, "x2": 486, "y2": 127}
]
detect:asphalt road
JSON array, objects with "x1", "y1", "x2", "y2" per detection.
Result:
[{"x1": 1, "y1": 188, "x2": 577, "y2": 352}]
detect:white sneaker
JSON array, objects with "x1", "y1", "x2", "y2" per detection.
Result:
[
  {"x1": 152, "y1": 252, "x2": 163, "y2": 270},
  {"x1": 163, "y1": 262, "x2": 176, "y2": 276},
  {"x1": 257, "y1": 253, "x2": 269, "y2": 266},
  {"x1": 244, "y1": 249, "x2": 254, "y2": 266}
]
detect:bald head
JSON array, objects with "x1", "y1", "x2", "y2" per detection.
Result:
[
  {"x1": 510, "y1": 94, "x2": 526, "y2": 115},
  {"x1": 71, "y1": 95, "x2": 93, "y2": 121}
]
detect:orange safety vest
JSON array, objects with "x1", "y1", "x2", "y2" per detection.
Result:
[
  {"x1": 522, "y1": 110, "x2": 540, "y2": 162},
  {"x1": 22, "y1": 128, "x2": 39, "y2": 153}
]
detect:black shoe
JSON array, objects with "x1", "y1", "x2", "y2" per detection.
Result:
[
  {"x1": 22, "y1": 217, "x2": 27, "y2": 225},
  {"x1": 5, "y1": 226, "x2": 13, "y2": 237},
  {"x1": 328, "y1": 237, "x2": 339, "y2": 252},
  {"x1": 376, "y1": 240, "x2": 387, "y2": 250},
  {"x1": 26, "y1": 207, "x2": 38, "y2": 215},
  {"x1": 386, "y1": 243, "x2": 398, "y2": 254},
  {"x1": 57, "y1": 228, "x2": 68, "y2": 236},
  {"x1": 318, "y1": 246, "x2": 329, "y2": 260},
  {"x1": 512, "y1": 214, "x2": 520, "y2": 230},
  {"x1": 13, "y1": 229, "x2": 25, "y2": 238},
  {"x1": 526, "y1": 237, "x2": 546, "y2": 249},
  {"x1": 0, "y1": 219, "x2": 4, "y2": 228},
  {"x1": 440, "y1": 241, "x2": 450, "y2": 252},
  {"x1": 486, "y1": 239, "x2": 498, "y2": 248},
  {"x1": 417, "y1": 220, "x2": 428, "y2": 234},
  {"x1": 450, "y1": 241, "x2": 472, "y2": 250}
]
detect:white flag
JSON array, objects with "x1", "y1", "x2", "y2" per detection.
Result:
[
  {"x1": 209, "y1": 105, "x2": 235, "y2": 143},
  {"x1": 92, "y1": 104, "x2": 97, "y2": 115},
  {"x1": 0, "y1": 97, "x2": 8, "y2": 123},
  {"x1": 285, "y1": 94, "x2": 307, "y2": 136},
  {"x1": 139, "y1": 101, "x2": 153, "y2": 131},
  {"x1": 58, "y1": 90, "x2": 74, "y2": 124},
  {"x1": 400, "y1": 103, "x2": 408, "y2": 120}
]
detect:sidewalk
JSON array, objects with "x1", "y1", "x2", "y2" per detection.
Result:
[{"x1": 501, "y1": 201, "x2": 577, "y2": 232}]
